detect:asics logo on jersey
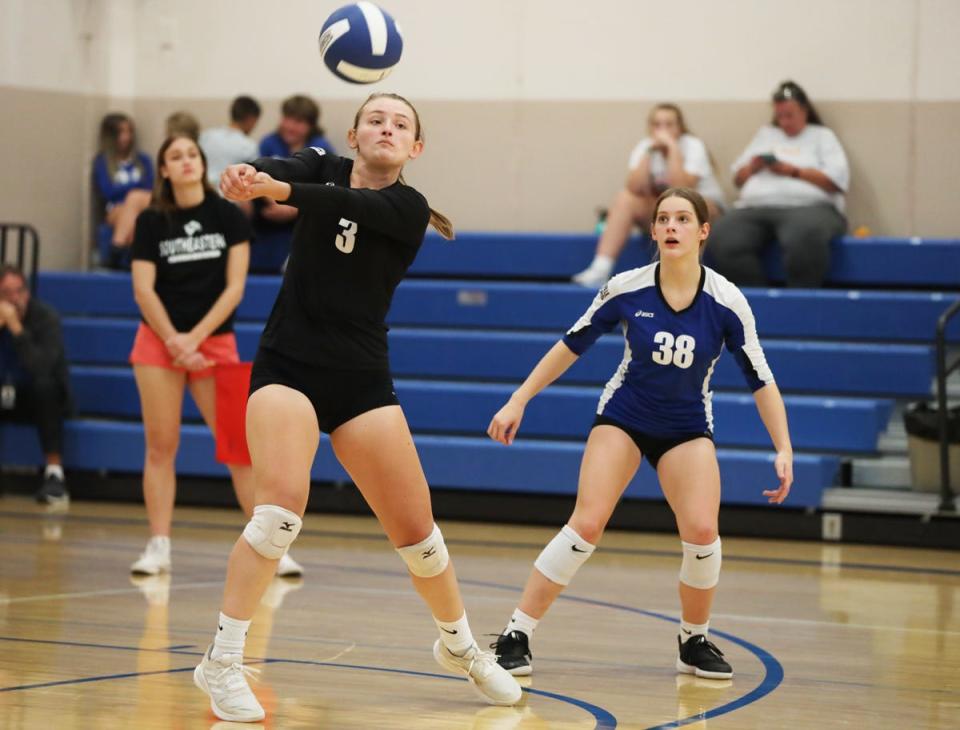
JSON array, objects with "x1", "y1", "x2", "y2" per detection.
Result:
[
  {"x1": 183, "y1": 220, "x2": 202, "y2": 236},
  {"x1": 635, "y1": 310, "x2": 655, "y2": 318},
  {"x1": 280, "y1": 521, "x2": 296, "y2": 532}
]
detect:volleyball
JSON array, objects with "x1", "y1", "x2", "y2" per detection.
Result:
[{"x1": 319, "y1": 2, "x2": 403, "y2": 84}]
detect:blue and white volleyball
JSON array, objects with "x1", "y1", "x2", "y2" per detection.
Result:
[{"x1": 319, "y1": 3, "x2": 403, "y2": 84}]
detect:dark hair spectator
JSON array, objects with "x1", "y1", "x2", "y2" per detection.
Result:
[
  {"x1": 200, "y1": 95, "x2": 262, "y2": 192},
  {"x1": 255, "y1": 95, "x2": 337, "y2": 237},
  {"x1": 230, "y1": 96, "x2": 262, "y2": 125},
  {"x1": 707, "y1": 80, "x2": 850, "y2": 287}
]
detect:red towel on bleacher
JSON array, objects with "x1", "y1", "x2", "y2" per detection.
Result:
[{"x1": 214, "y1": 362, "x2": 253, "y2": 466}]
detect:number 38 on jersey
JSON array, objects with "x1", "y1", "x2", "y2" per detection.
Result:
[{"x1": 652, "y1": 331, "x2": 696, "y2": 369}]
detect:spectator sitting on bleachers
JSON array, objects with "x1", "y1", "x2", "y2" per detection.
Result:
[
  {"x1": 708, "y1": 80, "x2": 849, "y2": 287},
  {"x1": 0, "y1": 264, "x2": 71, "y2": 507},
  {"x1": 256, "y1": 95, "x2": 336, "y2": 228},
  {"x1": 165, "y1": 110, "x2": 201, "y2": 141},
  {"x1": 200, "y1": 96, "x2": 262, "y2": 190},
  {"x1": 573, "y1": 103, "x2": 726, "y2": 288},
  {"x1": 93, "y1": 113, "x2": 154, "y2": 249}
]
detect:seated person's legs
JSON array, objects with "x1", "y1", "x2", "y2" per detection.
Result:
[
  {"x1": 574, "y1": 188, "x2": 654, "y2": 288},
  {"x1": 110, "y1": 188, "x2": 153, "y2": 247},
  {"x1": 0, "y1": 375, "x2": 70, "y2": 504},
  {"x1": 776, "y1": 204, "x2": 847, "y2": 288},
  {"x1": 705, "y1": 207, "x2": 771, "y2": 286}
]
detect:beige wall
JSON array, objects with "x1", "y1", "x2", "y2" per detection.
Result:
[
  {"x1": 2, "y1": 0, "x2": 958, "y2": 270},
  {"x1": 130, "y1": 96, "x2": 956, "y2": 237},
  {"x1": 0, "y1": 87, "x2": 109, "y2": 270}
]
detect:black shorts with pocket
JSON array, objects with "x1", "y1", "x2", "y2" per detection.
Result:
[
  {"x1": 250, "y1": 347, "x2": 400, "y2": 434},
  {"x1": 592, "y1": 414, "x2": 713, "y2": 470}
]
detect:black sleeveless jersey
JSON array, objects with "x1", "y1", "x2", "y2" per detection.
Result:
[{"x1": 252, "y1": 148, "x2": 430, "y2": 369}]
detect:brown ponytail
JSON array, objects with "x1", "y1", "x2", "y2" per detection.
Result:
[{"x1": 428, "y1": 208, "x2": 455, "y2": 240}]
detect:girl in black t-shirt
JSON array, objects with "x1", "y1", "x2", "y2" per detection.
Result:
[
  {"x1": 192, "y1": 94, "x2": 521, "y2": 721},
  {"x1": 127, "y1": 135, "x2": 294, "y2": 578}
]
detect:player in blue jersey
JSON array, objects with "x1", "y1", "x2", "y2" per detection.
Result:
[{"x1": 487, "y1": 187, "x2": 793, "y2": 680}]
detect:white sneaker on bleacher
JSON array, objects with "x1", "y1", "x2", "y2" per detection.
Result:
[{"x1": 571, "y1": 266, "x2": 611, "y2": 289}]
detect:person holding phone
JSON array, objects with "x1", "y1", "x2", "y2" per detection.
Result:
[{"x1": 708, "y1": 81, "x2": 849, "y2": 287}]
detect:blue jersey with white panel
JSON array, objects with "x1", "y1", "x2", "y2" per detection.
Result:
[{"x1": 562, "y1": 263, "x2": 774, "y2": 436}]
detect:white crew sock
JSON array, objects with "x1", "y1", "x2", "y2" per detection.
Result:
[
  {"x1": 435, "y1": 612, "x2": 475, "y2": 655},
  {"x1": 505, "y1": 608, "x2": 538, "y2": 638},
  {"x1": 680, "y1": 618, "x2": 709, "y2": 640},
  {"x1": 212, "y1": 612, "x2": 250, "y2": 659}
]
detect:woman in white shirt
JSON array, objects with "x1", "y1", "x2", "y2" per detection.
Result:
[
  {"x1": 573, "y1": 103, "x2": 725, "y2": 288},
  {"x1": 708, "y1": 81, "x2": 849, "y2": 287}
]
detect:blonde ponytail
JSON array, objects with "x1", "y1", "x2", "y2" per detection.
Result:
[{"x1": 429, "y1": 208, "x2": 455, "y2": 240}]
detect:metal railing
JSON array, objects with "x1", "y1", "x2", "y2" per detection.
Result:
[
  {"x1": 0, "y1": 223, "x2": 40, "y2": 294},
  {"x1": 935, "y1": 298, "x2": 960, "y2": 512}
]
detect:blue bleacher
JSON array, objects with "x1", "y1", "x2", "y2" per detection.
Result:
[
  {"x1": 8, "y1": 231, "x2": 957, "y2": 509},
  {"x1": 39, "y1": 274, "x2": 960, "y2": 343},
  {"x1": 0, "y1": 421, "x2": 836, "y2": 507},
  {"x1": 66, "y1": 367, "x2": 890, "y2": 452},
  {"x1": 59, "y1": 319, "x2": 935, "y2": 397},
  {"x1": 406, "y1": 231, "x2": 960, "y2": 288}
]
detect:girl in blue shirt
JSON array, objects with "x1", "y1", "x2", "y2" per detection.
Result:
[
  {"x1": 92, "y1": 113, "x2": 154, "y2": 248},
  {"x1": 488, "y1": 187, "x2": 794, "y2": 680}
]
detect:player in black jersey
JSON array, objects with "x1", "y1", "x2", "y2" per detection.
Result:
[{"x1": 193, "y1": 94, "x2": 521, "y2": 722}]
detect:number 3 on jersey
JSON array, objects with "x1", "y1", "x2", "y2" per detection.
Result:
[
  {"x1": 336, "y1": 218, "x2": 358, "y2": 254},
  {"x1": 652, "y1": 331, "x2": 696, "y2": 369}
]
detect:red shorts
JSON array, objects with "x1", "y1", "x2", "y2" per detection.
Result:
[{"x1": 128, "y1": 322, "x2": 240, "y2": 381}]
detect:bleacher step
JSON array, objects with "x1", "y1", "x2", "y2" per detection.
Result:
[
  {"x1": 821, "y1": 487, "x2": 949, "y2": 515},
  {"x1": 850, "y1": 455, "x2": 912, "y2": 489}
]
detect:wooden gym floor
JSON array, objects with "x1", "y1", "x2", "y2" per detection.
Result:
[{"x1": 1, "y1": 495, "x2": 958, "y2": 729}]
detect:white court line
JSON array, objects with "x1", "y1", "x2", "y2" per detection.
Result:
[
  {"x1": 709, "y1": 611, "x2": 960, "y2": 637},
  {"x1": 316, "y1": 642, "x2": 356, "y2": 664},
  {"x1": 0, "y1": 580, "x2": 221, "y2": 605},
  {"x1": 7, "y1": 574, "x2": 957, "y2": 638}
]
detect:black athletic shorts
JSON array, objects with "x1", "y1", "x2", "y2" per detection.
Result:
[
  {"x1": 592, "y1": 414, "x2": 713, "y2": 470},
  {"x1": 250, "y1": 347, "x2": 400, "y2": 434}
]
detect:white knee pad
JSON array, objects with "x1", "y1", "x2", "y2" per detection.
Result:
[
  {"x1": 534, "y1": 525, "x2": 596, "y2": 586},
  {"x1": 397, "y1": 523, "x2": 449, "y2": 578},
  {"x1": 242, "y1": 505, "x2": 302, "y2": 560},
  {"x1": 679, "y1": 537, "x2": 722, "y2": 589}
]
